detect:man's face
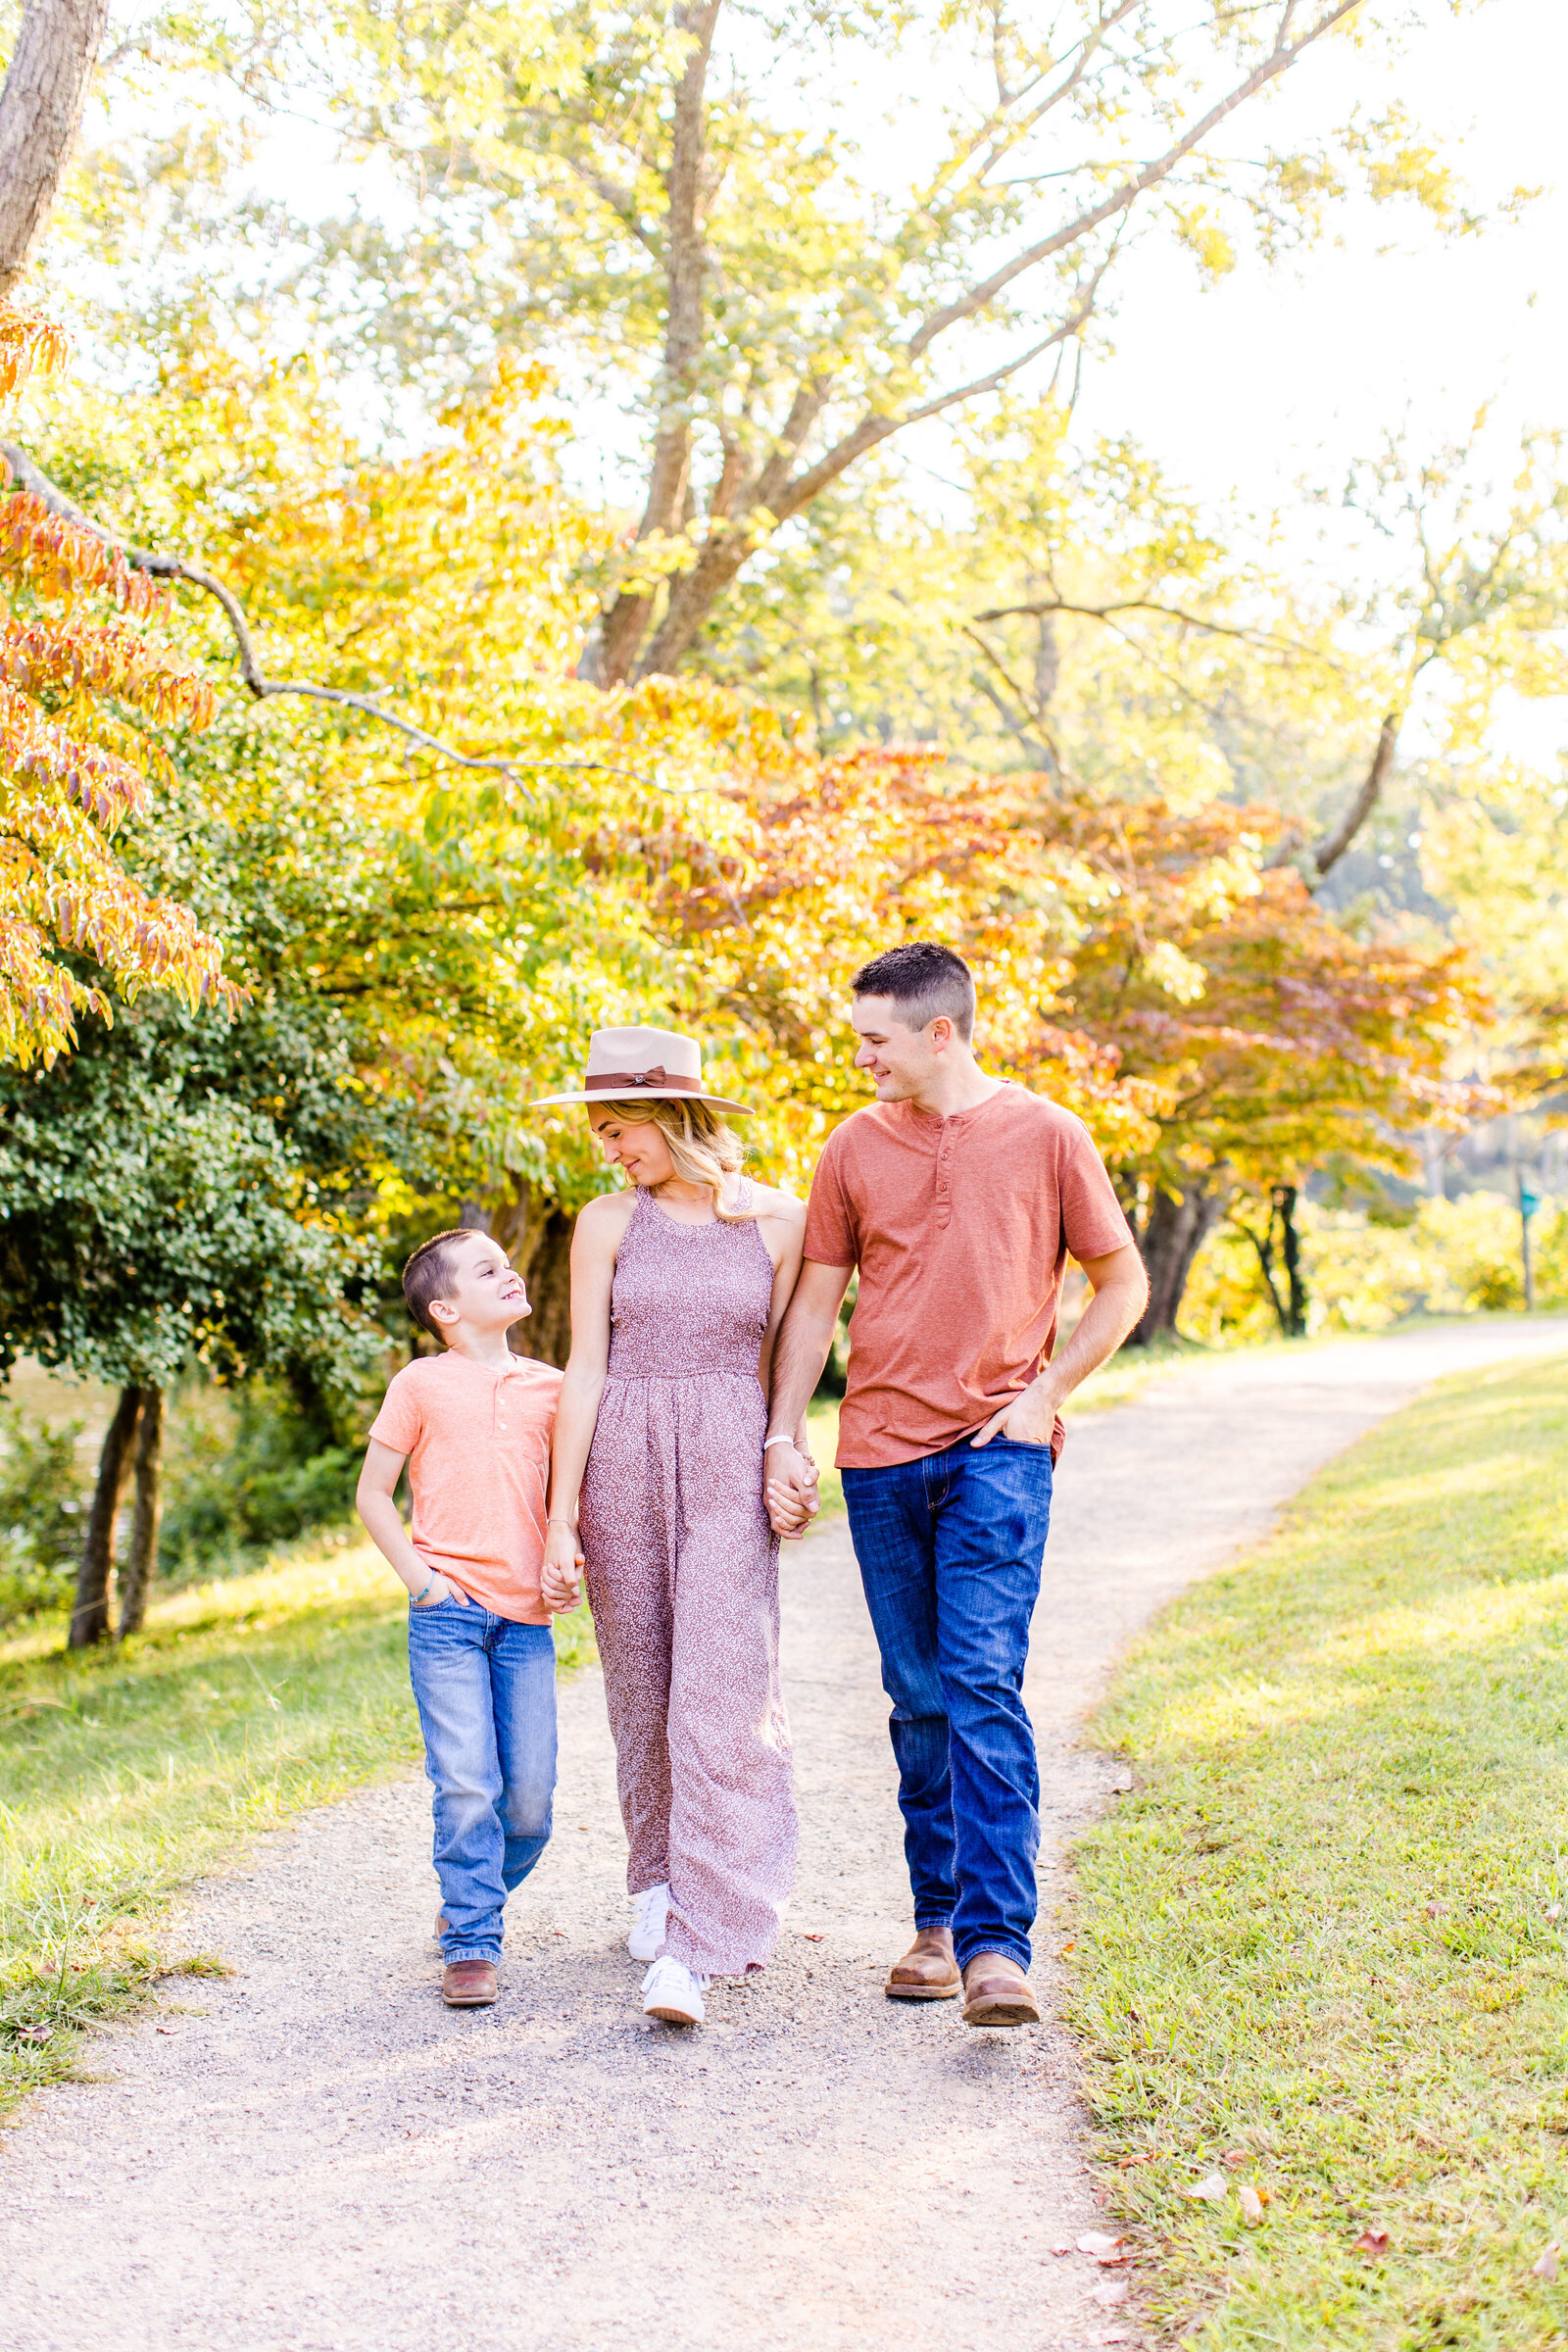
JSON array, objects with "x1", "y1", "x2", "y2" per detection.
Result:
[
  {"x1": 852, "y1": 995, "x2": 949, "y2": 1101},
  {"x1": 428, "y1": 1233, "x2": 530, "y2": 1339}
]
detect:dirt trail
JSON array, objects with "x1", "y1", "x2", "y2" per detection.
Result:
[{"x1": 5, "y1": 1320, "x2": 1566, "y2": 2352}]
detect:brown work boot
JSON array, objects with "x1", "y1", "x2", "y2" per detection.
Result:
[
  {"x1": 961, "y1": 1952, "x2": 1041, "y2": 2029},
  {"x1": 442, "y1": 1959, "x2": 498, "y2": 2007},
  {"x1": 885, "y1": 1925, "x2": 961, "y2": 2001}
]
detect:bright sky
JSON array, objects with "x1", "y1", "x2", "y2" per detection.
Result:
[{"x1": 1077, "y1": 0, "x2": 1566, "y2": 514}]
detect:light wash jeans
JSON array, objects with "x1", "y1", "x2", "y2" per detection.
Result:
[
  {"x1": 407, "y1": 1598, "x2": 558, "y2": 1964},
  {"x1": 841, "y1": 1434, "x2": 1054, "y2": 1974}
]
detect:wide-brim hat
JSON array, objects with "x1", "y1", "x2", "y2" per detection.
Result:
[{"x1": 529, "y1": 1025, "x2": 753, "y2": 1115}]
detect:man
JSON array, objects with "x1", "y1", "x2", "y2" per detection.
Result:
[{"x1": 763, "y1": 942, "x2": 1148, "y2": 2027}]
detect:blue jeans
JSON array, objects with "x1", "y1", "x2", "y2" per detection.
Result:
[
  {"x1": 407, "y1": 1600, "x2": 558, "y2": 1964},
  {"x1": 842, "y1": 1436, "x2": 1054, "y2": 1974}
]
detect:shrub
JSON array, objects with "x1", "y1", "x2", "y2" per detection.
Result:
[
  {"x1": 0, "y1": 1402, "x2": 86, "y2": 1627},
  {"x1": 157, "y1": 1382, "x2": 361, "y2": 1583}
]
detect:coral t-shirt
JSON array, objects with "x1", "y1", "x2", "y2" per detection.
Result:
[
  {"x1": 368, "y1": 1350, "x2": 563, "y2": 1623},
  {"x1": 803, "y1": 1084, "x2": 1136, "y2": 1468}
]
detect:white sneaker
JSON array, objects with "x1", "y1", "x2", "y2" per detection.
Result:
[
  {"x1": 627, "y1": 1882, "x2": 670, "y2": 1962},
  {"x1": 641, "y1": 1957, "x2": 708, "y2": 2026}
]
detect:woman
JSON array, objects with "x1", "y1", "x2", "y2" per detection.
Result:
[{"x1": 535, "y1": 1025, "x2": 811, "y2": 2027}]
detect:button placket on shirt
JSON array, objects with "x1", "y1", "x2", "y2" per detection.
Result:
[{"x1": 935, "y1": 1117, "x2": 957, "y2": 1229}]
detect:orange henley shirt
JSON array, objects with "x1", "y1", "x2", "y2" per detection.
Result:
[
  {"x1": 368, "y1": 1350, "x2": 563, "y2": 1622},
  {"x1": 803, "y1": 1083, "x2": 1136, "y2": 1468}
]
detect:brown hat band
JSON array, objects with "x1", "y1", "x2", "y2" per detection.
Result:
[{"x1": 585, "y1": 1065, "x2": 700, "y2": 1094}]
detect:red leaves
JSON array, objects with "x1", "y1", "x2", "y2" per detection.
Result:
[
  {"x1": 0, "y1": 305, "x2": 70, "y2": 396},
  {"x1": 1353, "y1": 2229, "x2": 1390, "y2": 2261},
  {"x1": 0, "y1": 492, "x2": 165, "y2": 614},
  {"x1": 0, "y1": 312, "x2": 238, "y2": 1059},
  {"x1": 0, "y1": 615, "x2": 216, "y2": 727}
]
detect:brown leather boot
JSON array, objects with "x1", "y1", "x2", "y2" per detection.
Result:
[
  {"x1": 961, "y1": 1952, "x2": 1041, "y2": 2028},
  {"x1": 442, "y1": 1959, "x2": 498, "y2": 2007},
  {"x1": 885, "y1": 1925, "x2": 961, "y2": 2001}
]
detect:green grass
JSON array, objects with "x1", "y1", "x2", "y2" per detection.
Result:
[
  {"x1": 1070, "y1": 1351, "x2": 1568, "y2": 2349},
  {"x1": 0, "y1": 1544, "x2": 596, "y2": 2120}
]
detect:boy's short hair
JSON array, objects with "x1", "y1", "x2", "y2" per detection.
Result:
[
  {"x1": 851, "y1": 941, "x2": 976, "y2": 1045},
  {"x1": 402, "y1": 1228, "x2": 483, "y2": 1342}
]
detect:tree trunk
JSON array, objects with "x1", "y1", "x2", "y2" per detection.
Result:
[
  {"x1": 1273, "y1": 1184, "x2": 1308, "y2": 1338},
  {"x1": 0, "y1": 0, "x2": 112, "y2": 297},
  {"x1": 116, "y1": 1384, "x2": 164, "y2": 1638},
  {"x1": 508, "y1": 1192, "x2": 574, "y2": 1368},
  {"x1": 69, "y1": 1382, "x2": 140, "y2": 1649},
  {"x1": 1132, "y1": 1180, "x2": 1223, "y2": 1344}
]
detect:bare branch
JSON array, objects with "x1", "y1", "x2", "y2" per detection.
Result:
[
  {"x1": 974, "y1": 591, "x2": 1344, "y2": 672},
  {"x1": 906, "y1": 0, "x2": 1362, "y2": 364},
  {"x1": 1313, "y1": 709, "x2": 1400, "y2": 878},
  {"x1": 0, "y1": 445, "x2": 653, "y2": 792}
]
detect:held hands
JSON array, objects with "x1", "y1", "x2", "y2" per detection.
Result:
[
  {"x1": 765, "y1": 1442, "x2": 820, "y2": 1542},
  {"x1": 541, "y1": 1519, "x2": 585, "y2": 1613}
]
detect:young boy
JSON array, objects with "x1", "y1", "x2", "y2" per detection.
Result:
[{"x1": 357, "y1": 1228, "x2": 565, "y2": 2008}]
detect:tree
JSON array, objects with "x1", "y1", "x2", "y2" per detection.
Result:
[
  {"x1": 243, "y1": 0, "x2": 1491, "y2": 684},
  {"x1": 0, "y1": 979, "x2": 395, "y2": 1641},
  {"x1": 0, "y1": 0, "x2": 111, "y2": 297},
  {"x1": 968, "y1": 413, "x2": 1568, "y2": 881},
  {"x1": 0, "y1": 309, "x2": 242, "y2": 1062},
  {"x1": 635, "y1": 753, "x2": 1481, "y2": 1335}
]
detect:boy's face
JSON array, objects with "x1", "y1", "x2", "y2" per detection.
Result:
[{"x1": 426, "y1": 1233, "x2": 531, "y2": 1341}]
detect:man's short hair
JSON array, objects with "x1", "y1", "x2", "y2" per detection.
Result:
[
  {"x1": 401, "y1": 1228, "x2": 482, "y2": 1342},
  {"x1": 851, "y1": 941, "x2": 976, "y2": 1044}
]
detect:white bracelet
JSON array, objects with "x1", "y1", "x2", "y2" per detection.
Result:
[{"x1": 762, "y1": 1436, "x2": 799, "y2": 1451}]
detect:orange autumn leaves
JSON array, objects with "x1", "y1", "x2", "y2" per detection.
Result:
[
  {"x1": 647, "y1": 747, "x2": 1480, "y2": 1196},
  {"x1": 0, "y1": 308, "x2": 235, "y2": 1063}
]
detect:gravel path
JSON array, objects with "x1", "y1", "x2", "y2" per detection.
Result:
[{"x1": 6, "y1": 1319, "x2": 1567, "y2": 2352}]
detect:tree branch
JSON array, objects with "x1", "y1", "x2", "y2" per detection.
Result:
[
  {"x1": 1313, "y1": 709, "x2": 1400, "y2": 879},
  {"x1": 906, "y1": 0, "x2": 1361, "y2": 363},
  {"x1": 0, "y1": 445, "x2": 653, "y2": 792},
  {"x1": 972, "y1": 591, "x2": 1341, "y2": 670}
]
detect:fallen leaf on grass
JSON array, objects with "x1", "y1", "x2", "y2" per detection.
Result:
[
  {"x1": 1057, "y1": 1940, "x2": 1077, "y2": 1957},
  {"x1": 1076, "y1": 2232, "x2": 1120, "y2": 2257},
  {"x1": 15, "y1": 2024, "x2": 51, "y2": 2045},
  {"x1": 1354, "y1": 2230, "x2": 1390, "y2": 2260},
  {"x1": 1533, "y1": 2241, "x2": 1561, "y2": 2283},
  {"x1": 801, "y1": 1933, "x2": 824, "y2": 1942},
  {"x1": 1180, "y1": 2174, "x2": 1229, "y2": 2202},
  {"x1": 1222, "y1": 2149, "x2": 1250, "y2": 2169},
  {"x1": 1237, "y1": 2185, "x2": 1264, "y2": 2228}
]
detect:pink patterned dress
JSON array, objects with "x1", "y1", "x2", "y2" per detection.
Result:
[{"x1": 578, "y1": 1179, "x2": 798, "y2": 1976}]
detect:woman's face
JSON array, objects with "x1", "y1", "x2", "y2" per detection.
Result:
[{"x1": 589, "y1": 1107, "x2": 677, "y2": 1189}]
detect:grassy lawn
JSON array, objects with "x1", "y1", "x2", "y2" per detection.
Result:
[
  {"x1": 0, "y1": 1544, "x2": 596, "y2": 2121},
  {"x1": 1071, "y1": 1350, "x2": 1568, "y2": 2349}
]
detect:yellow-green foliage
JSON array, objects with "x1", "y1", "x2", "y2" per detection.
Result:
[
  {"x1": 0, "y1": 1544, "x2": 595, "y2": 2116},
  {"x1": 1071, "y1": 1354, "x2": 1568, "y2": 2349},
  {"x1": 1181, "y1": 1194, "x2": 1565, "y2": 1346}
]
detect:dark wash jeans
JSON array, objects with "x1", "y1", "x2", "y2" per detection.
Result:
[
  {"x1": 407, "y1": 1599, "x2": 558, "y2": 1964},
  {"x1": 842, "y1": 1435, "x2": 1054, "y2": 1975}
]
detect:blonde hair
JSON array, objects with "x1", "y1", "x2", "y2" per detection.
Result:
[{"x1": 597, "y1": 1097, "x2": 749, "y2": 1219}]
